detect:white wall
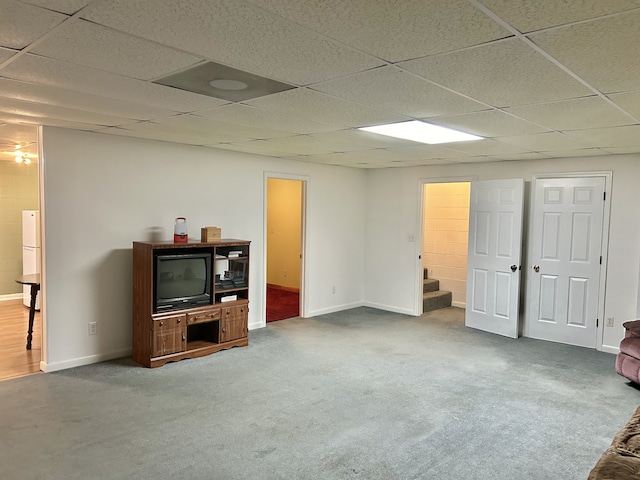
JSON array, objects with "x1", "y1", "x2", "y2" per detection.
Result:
[
  {"x1": 365, "y1": 155, "x2": 640, "y2": 353},
  {"x1": 40, "y1": 127, "x2": 366, "y2": 371}
]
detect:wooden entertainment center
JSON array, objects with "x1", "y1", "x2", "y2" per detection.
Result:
[{"x1": 132, "y1": 239, "x2": 250, "y2": 368}]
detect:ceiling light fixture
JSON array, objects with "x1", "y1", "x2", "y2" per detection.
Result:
[
  {"x1": 14, "y1": 152, "x2": 34, "y2": 164},
  {"x1": 359, "y1": 120, "x2": 482, "y2": 144},
  {"x1": 208, "y1": 79, "x2": 249, "y2": 91},
  {"x1": 154, "y1": 61, "x2": 294, "y2": 102}
]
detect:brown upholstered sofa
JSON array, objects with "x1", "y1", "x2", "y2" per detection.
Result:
[
  {"x1": 616, "y1": 320, "x2": 640, "y2": 384},
  {"x1": 588, "y1": 406, "x2": 640, "y2": 479}
]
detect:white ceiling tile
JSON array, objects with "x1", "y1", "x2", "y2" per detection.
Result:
[
  {"x1": 318, "y1": 129, "x2": 424, "y2": 149},
  {"x1": 0, "y1": 97, "x2": 138, "y2": 126},
  {"x1": 81, "y1": 0, "x2": 383, "y2": 85},
  {"x1": 562, "y1": 125, "x2": 640, "y2": 148},
  {"x1": 96, "y1": 125, "x2": 207, "y2": 146},
  {"x1": 504, "y1": 96, "x2": 636, "y2": 130},
  {"x1": 286, "y1": 152, "x2": 356, "y2": 165},
  {"x1": 402, "y1": 158, "x2": 460, "y2": 166},
  {"x1": 389, "y1": 145, "x2": 473, "y2": 160},
  {"x1": 305, "y1": 129, "x2": 431, "y2": 151},
  {"x1": 192, "y1": 104, "x2": 337, "y2": 134},
  {"x1": 289, "y1": 150, "x2": 436, "y2": 166},
  {"x1": 426, "y1": 110, "x2": 549, "y2": 137},
  {"x1": 430, "y1": 156, "x2": 495, "y2": 164},
  {"x1": 203, "y1": 140, "x2": 291, "y2": 157},
  {"x1": 0, "y1": 123, "x2": 37, "y2": 146},
  {"x1": 0, "y1": 0, "x2": 68, "y2": 49},
  {"x1": 444, "y1": 138, "x2": 530, "y2": 155},
  {"x1": 537, "y1": 148, "x2": 610, "y2": 158},
  {"x1": 339, "y1": 149, "x2": 418, "y2": 163},
  {"x1": 479, "y1": 0, "x2": 640, "y2": 33},
  {"x1": 110, "y1": 123, "x2": 228, "y2": 145},
  {"x1": 279, "y1": 154, "x2": 336, "y2": 165},
  {"x1": 498, "y1": 132, "x2": 589, "y2": 150},
  {"x1": 312, "y1": 66, "x2": 487, "y2": 118},
  {"x1": 1, "y1": 54, "x2": 228, "y2": 112},
  {"x1": 245, "y1": 88, "x2": 409, "y2": 128},
  {"x1": 400, "y1": 39, "x2": 592, "y2": 107},
  {"x1": 0, "y1": 46, "x2": 18, "y2": 63},
  {"x1": 21, "y1": 0, "x2": 90, "y2": 15},
  {"x1": 247, "y1": 0, "x2": 509, "y2": 61},
  {"x1": 600, "y1": 146, "x2": 640, "y2": 154},
  {"x1": 127, "y1": 115, "x2": 293, "y2": 144},
  {"x1": 0, "y1": 77, "x2": 179, "y2": 120},
  {"x1": 530, "y1": 12, "x2": 640, "y2": 93},
  {"x1": 350, "y1": 162, "x2": 408, "y2": 169},
  {"x1": 249, "y1": 135, "x2": 360, "y2": 156},
  {"x1": 162, "y1": 114, "x2": 292, "y2": 141},
  {"x1": 0, "y1": 111, "x2": 102, "y2": 131},
  {"x1": 484, "y1": 152, "x2": 552, "y2": 161},
  {"x1": 31, "y1": 20, "x2": 204, "y2": 81},
  {"x1": 608, "y1": 90, "x2": 640, "y2": 120}
]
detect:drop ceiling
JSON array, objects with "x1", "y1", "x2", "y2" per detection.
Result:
[{"x1": 1, "y1": 0, "x2": 640, "y2": 168}]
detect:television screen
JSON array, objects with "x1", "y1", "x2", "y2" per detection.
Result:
[
  {"x1": 155, "y1": 253, "x2": 211, "y2": 311},
  {"x1": 157, "y1": 257, "x2": 206, "y2": 299}
]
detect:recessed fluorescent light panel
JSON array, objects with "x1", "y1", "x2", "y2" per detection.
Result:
[{"x1": 359, "y1": 120, "x2": 482, "y2": 144}]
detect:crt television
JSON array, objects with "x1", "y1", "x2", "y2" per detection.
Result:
[{"x1": 154, "y1": 251, "x2": 212, "y2": 312}]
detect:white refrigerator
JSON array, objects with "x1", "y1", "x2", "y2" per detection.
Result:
[{"x1": 22, "y1": 210, "x2": 41, "y2": 309}]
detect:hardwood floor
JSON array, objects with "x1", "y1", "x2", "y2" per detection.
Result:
[{"x1": 0, "y1": 299, "x2": 41, "y2": 381}]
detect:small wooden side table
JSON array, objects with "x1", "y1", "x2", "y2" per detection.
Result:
[{"x1": 15, "y1": 273, "x2": 40, "y2": 350}]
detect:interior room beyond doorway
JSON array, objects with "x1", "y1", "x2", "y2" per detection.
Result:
[
  {"x1": 422, "y1": 182, "x2": 470, "y2": 311},
  {"x1": 266, "y1": 178, "x2": 303, "y2": 322}
]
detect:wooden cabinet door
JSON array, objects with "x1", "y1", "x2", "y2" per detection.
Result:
[
  {"x1": 152, "y1": 315, "x2": 186, "y2": 357},
  {"x1": 220, "y1": 304, "x2": 248, "y2": 342}
]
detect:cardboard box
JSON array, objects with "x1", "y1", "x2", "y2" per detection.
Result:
[{"x1": 201, "y1": 226, "x2": 221, "y2": 242}]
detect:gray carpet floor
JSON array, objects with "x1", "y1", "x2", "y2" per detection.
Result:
[{"x1": 1, "y1": 307, "x2": 638, "y2": 480}]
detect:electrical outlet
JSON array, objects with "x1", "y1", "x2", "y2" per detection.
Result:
[
  {"x1": 408, "y1": 233, "x2": 415, "y2": 242},
  {"x1": 331, "y1": 286, "x2": 336, "y2": 294},
  {"x1": 283, "y1": 269, "x2": 288, "y2": 277},
  {"x1": 88, "y1": 322, "x2": 97, "y2": 335},
  {"x1": 606, "y1": 317, "x2": 614, "y2": 327}
]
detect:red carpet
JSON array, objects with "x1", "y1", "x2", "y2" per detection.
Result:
[{"x1": 266, "y1": 287, "x2": 299, "y2": 322}]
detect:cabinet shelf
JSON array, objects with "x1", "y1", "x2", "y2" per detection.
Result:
[{"x1": 215, "y1": 286, "x2": 248, "y2": 293}]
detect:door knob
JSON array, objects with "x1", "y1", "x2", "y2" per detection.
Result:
[
  {"x1": 510, "y1": 265, "x2": 517, "y2": 272},
  {"x1": 533, "y1": 265, "x2": 540, "y2": 272}
]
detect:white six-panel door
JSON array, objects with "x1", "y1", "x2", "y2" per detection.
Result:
[
  {"x1": 526, "y1": 177, "x2": 605, "y2": 348},
  {"x1": 465, "y1": 179, "x2": 524, "y2": 338}
]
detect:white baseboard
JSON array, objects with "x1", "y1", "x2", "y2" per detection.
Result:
[
  {"x1": 452, "y1": 301, "x2": 466, "y2": 309},
  {"x1": 307, "y1": 300, "x2": 365, "y2": 318},
  {"x1": 362, "y1": 301, "x2": 415, "y2": 316},
  {"x1": 248, "y1": 321, "x2": 265, "y2": 330},
  {"x1": 0, "y1": 293, "x2": 23, "y2": 302},
  {"x1": 600, "y1": 345, "x2": 619, "y2": 355},
  {"x1": 40, "y1": 348, "x2": 132, "y2": 373}
]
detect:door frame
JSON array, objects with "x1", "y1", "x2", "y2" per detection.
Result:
[
  {"x1": 263, "y1": 172, "x2": 309, "y2": 324},
  {"x1": 416, "y1": 176, "x2": 476, "y2": 316},
  {"x1": 526, "y1": 171, "x2": 612, "y2": 351},
  {"x1": 37, "y1": 125, "x2": 46, "y2": 371}
]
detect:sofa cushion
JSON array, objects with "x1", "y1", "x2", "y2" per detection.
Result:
[
  {"x1": 623, "y1": 320, "x2": 640, "y2": 337},
  {"x1": 589, "y1": 406, "x2": 640, "y2": 479},
  {"x1": 619, "y1": 337, "x2": 640, "y2": 357},
  {"x1": 616, "y1": 353, "x2": 640, "y2": 384}
]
